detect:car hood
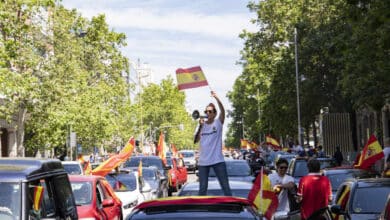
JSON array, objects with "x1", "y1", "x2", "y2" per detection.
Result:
[{"x1": 115, "y1": 191, "x2": 139, "y2": 205}]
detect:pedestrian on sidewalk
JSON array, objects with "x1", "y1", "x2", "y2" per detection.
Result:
[{"x1": 333, "y1": 146, "x2": 344, "y2": 166}]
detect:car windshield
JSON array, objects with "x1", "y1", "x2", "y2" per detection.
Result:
[
  {"x1": 293, "y1": 161, "x2": 309, "y2": 177},
  {"x1": 124, "y1": 158, "x2": 163, "y2": 170},
  {"x1": 209, "y1": 161, "x2": 250, "y2": 177},
  {"x1": 143, "y1": 169, "x2": 156, "y2": 180},
  {"x1": 352, "y1": 186, "x2": 390, "y2": 214},
  {"x1": 328, "y1": 173, "x2": 355, "y2": 191},
  {"x1": 106, "y1": 173, "x2": 137, "y2": 191},
  {"x1": 63, "y1": 164, "x2": 82, "y2": 175},
  {"x1": 180, "y1": 189, "x2": 249, "y2": 198},
  {"x1": 71, "y1": 182, "x2": 92, "y2": 205},
  {"x1": 0, "y1": 182, "x2": 20, "y2": 219},
  {"x1": 166, "y1": 158, "x2": 173, "y2": 166},
  {"x1": 181, "y1": 152, "x2": 194, "y2": 157}
]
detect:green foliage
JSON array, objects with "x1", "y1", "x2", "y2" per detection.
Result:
[{"x1": 227, "y1": 0, "x2": 389, "y2": 146}]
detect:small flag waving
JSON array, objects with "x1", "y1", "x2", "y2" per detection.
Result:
[
  {"x1": 247, "y1": 170, "x2": 278, "y2": 219},
  {"x1": 157, "y1": 132, "x2": 168, "y2": 165},
  {"x1": 354, "y1": 134, "x2": 384, "y2": 170},
  {"x1": 266, "y1": 135, "x2": 281, "y2": 150},
  {"x1": 175, "y1": 66, "x2": 208, "y2": 90}
]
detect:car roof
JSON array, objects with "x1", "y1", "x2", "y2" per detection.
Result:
[
  {"x1": 182, "y1": 180, "x2": 252, "y2": 191},
  {"x1": 135, "y1": 196, "x2": 251, "y2": 210},
  {"x1": 68, "y1": 175, "x2": 103, "y2": 181},
  {"x1": 0, "y1": 157, "x2": 66, "y2": 181}
]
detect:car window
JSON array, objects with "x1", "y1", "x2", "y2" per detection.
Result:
[
  {"x1": 63, "y1": 164, "x2": 83, "y2": 175},
  {"x1": 125, "y1": 157, "x2": 164, "y2": 170},
  {"x1": 328, "y1": 173, "x2": 354, "y2": 191},
  {"x1": 294, "y1": 161, "x2": 308, "y2": 177},
  {"x1": 71, "y1": 182, "x2": 92, "y2": 205},
  {"x1": 51, "y1": 175, "x2": 77, "y2": 215},
  {"x1": 181, "y1": 152, "x2": 194, "y2": 157},
  {"x1": 143, "y1": 169, "x2": 156, "y2": 180},
  {"x1": 180, "y1": 189, "x2": 249, "y2": 198},
  {"x1": 106, "y1": 174, "x2": 137, "y2": 191},
  {"x1": 352, "y1": 186, "x2": 390, "y2": 214},
  {"x1": 0, "y1": 182, "x2": 20, "y2": 219}
]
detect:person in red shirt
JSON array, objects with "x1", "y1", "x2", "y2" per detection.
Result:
[{"x1": 297, "y1": 158, "x2": 332, "y2": 219}]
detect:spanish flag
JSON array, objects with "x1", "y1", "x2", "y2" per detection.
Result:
[
  {"x1": 92, "y1": 137, "x2": 135, "y2": 176},
  {"x1": 354, "y1": 134, "x2": 384, "y2": 170},
  {"x1": 247, "y1": 169, "x2": 278, "y2": 220},
  {"x1": 333, "y1": 186, "x2": 350, "y2": 220},
  {"x1": 266, "y1": 135, "x2": 281, "y2": 150},
  {"x1": 240, "y1": 139, "x2": 248, "y2": 149},
  {"x1": 157, "y1": 132, "x2": 168, "y2": 165},
  {"x1": 33, "y1": 186, "x2": 44, "y2": 211},
  {"x1": 176, "y1": 66, "x2": 208, "y2": 90}
]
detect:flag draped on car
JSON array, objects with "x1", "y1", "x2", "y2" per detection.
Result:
[
  {"x1": 92, "y1": 137, "x2": 135, "y2": 176},
  {"x1": 175, "y1": 66, "x2": 209, "y2": 90},
  {"x1": 333, "y1": 185, "x2": 350, "y2": 220},
  {"x1": 247, "y1": 169, "x2": 278, "y2": 220},
  {"x1": 354, "y1": 134, "x2": 384, "y2": 170}
]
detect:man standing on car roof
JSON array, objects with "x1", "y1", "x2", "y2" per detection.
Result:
[{"x1": 194, "y1": 91, "x2": 232, "y2": 196}]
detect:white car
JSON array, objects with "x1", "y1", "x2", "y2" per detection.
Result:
[
  {"x1": 105, "y1": 169, "x2": 152, "y2": 217},
  {"x1": 179, "y1": 150, "x2": 197, "y2": 173},
  {"x1": 61, "y1": 161, "x2": 84, "y2": 175}
]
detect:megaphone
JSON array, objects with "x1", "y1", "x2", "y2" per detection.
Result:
[{"x1": 192, "y1": 110, "x2": 208, "y2": 120}]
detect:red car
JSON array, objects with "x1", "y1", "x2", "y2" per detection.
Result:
[
  {"x1": 166, "y1": 157, "x2": 187, "y2": 195},
  {"x1": 69, "y1": 175, "x2": 122, "y2": 220}
]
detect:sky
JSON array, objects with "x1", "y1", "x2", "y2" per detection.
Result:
[{"x1": 62, "y1": 0, "x2": 258, "y2": 138}]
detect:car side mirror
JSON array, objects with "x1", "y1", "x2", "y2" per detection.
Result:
[{"x1": 102, "y1": 199, "x2": 115, "y2": 207}]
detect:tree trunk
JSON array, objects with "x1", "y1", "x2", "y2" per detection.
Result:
[{"x1": 16, "y1": 107, "x2": 27, "y2": 157}]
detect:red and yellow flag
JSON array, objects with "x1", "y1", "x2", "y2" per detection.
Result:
[
  {"x1": 175, "y1": 66, "x2": 208, "y2": 90},
  {"x1": 92, "y1": 137, "x2": 135, "y2": 176},
  {"x1": 247, "y1": 170, "x2": 278, "y2": 220},
  {"x1": 240, "y1": 139, "x2": 248, "y2": 149},
  {"x1": 157, "y1": 132, "x2": 168, "y2": 165},
  {"x1": 354, "y1": 134, "x2": 384, "y2": 170},
  {"x1": 333, "y1": 186, "x2": 350, "y2": 220},
  {"x1": 33, "y1": 186, "x2": 44, "y2": 211},
  {"x1": 171, "y1": 143, "x2": 178, "y2": 158},
  {"x1": 266, "y1": 135, "x2": 281, "y2": 150},
  {"x1": 83, "y1": 160, "x2": 92, "y2": 175}
]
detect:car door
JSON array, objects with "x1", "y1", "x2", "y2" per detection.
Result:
[{"x1": 98, "y1": 179, "x2": 121, "y2": 220}]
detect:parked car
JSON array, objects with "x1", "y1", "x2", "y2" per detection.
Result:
[
  {"x1": 179, "y1": 150, "x2": 197, "y2": 173},
  {"x1": 207, "y1": 159, "x2": 254, "y2": 183},
  {"x1": 105, "y1": 169, "x2": 152, "y2": 217},
  {"x1": 322, "y1": 166, "x2": 379, "y2": 203},
  {"x1": 287, "y1": 157, "x2": 337, "y2": 185},
  {"x1": 69, "y1": 175, "x2": 122, "y2": 219},
  {"x1": 62, "y1": 161, "x2": 84, "y2": 175},
  {"x1": 178, "y1": 180, "x2": 253, "y2": 198},
  {"x1": 123, "y1": 156, "x2": 169, "y2": 198},
  {"x1": 165, "y1": 156, "x2": 187, "y2": 195},
  {"x1": 0, "y1": 158, "x2": 78, "y2": 220},
  {"x1": 126, "y1": 196, "x2": 263, "y2": 220},
  {"x1": 330, "y1": 178, "x2": 390, "y2": 220}
]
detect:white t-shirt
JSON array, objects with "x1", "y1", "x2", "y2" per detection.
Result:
[
  {"x1": 268, "y1": 173, "x2": 295, "y2": 212},
  {"x1": 198, "y1": 119, "x2": 224, "y2": 166}
]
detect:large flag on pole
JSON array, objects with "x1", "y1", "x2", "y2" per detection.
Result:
[
  {"x1": 92, "y1": 137, "x2": 135, "y2": 176},
  {"x1": 247, "y1": 168, "x2": 278, "y2": 219},
  {"x1": 175, "y1": 66, "x2": 208, "y2": 90},
  {"x1": 354, "y1": 134, "x2": 384, "y2": 170}
]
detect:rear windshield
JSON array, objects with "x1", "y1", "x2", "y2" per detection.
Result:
[
  {"x1": 124, "y1": 157, "x2": 163, "y2": 170},
  {"x1": 106, "y1": 173, "x2": 137, "y2": 191}
]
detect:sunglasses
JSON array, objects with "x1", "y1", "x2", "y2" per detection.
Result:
[
  {"x1": 278, "y1": 166, "x2": 288, "y2": 170},
  {"x1": 204, "y1": 110, "x2": 214, "y2": 114}
]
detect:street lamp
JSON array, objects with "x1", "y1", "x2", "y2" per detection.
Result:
[{"x1": 294, "y1": 28, "x2": 303, "y2": 146}]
